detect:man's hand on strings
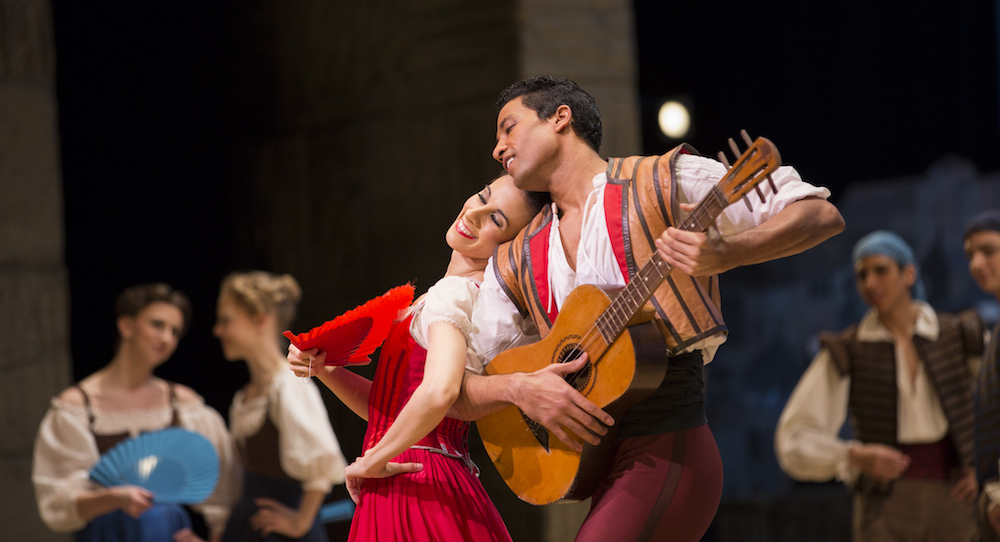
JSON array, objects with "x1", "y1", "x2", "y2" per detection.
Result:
[
  {"x1": 655, "y1": 204, "x2": 733, "y2": 277},
  {"x1": 512, "y1": 354, "x2": 614, "y2": 452}
]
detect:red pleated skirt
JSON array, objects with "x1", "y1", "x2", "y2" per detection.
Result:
[{"x1": 347, "y1": 447, "x2": 512, "y2": 542}]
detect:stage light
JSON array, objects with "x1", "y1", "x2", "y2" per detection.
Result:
[{"x1": 657, "y1": 100, "x2": 691, "y2": 139}]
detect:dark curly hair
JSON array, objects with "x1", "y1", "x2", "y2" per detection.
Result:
[{"x1": 496, "y1": 76, "x2": 602, "y2": 153}]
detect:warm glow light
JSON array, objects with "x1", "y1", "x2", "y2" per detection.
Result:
[{"x1": 658, "y1": 100, "x2": 691, "y2": 139}]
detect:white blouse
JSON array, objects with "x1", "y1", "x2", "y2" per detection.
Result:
[
  {"x1": 473, "y1": 155, "x2": 831, "y2": 368},
  {"x1": 774, "y1": 302, "x2": 976, "y2": 484},
  {"x1": 32, "y1": 392, "x2": 239, "y2": 534},
  {"x1": 409, "y1": 275, "x2": 483, "y2": 373},
  {"x1": 228, "y1": 369, "x2": 346, "y2": 494}
]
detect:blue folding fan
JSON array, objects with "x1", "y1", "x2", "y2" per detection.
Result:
[{"x1": 90, "y1": 427, "x2": 220, "y2": 504}]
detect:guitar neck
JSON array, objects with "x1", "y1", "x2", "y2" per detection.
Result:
[{"x1": 595, "y1": 186, "x2": 729, "y2": 343}]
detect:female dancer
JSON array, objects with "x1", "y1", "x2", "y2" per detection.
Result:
[
  {"x1": 288, "y1": 174, "x2": 547, "y2": 541},
  {"x1": 213, "y1": 271, "x2": 347, "y2": 542},
  {"x1": 32, "y1": 283, "x2": 238, "y2": 542}
]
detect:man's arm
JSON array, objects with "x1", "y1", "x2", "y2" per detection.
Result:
[
  {"x1": 450, "y1": 355, "x2": 614, "y2": 452},
  {"x1": 656, "y1": 197, "x2": 844, "y2": 277}
]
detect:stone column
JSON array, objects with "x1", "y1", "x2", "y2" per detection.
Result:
[
  {"x1": 515, "y1": 1, "x2": 642, "y2": 539},
  {"x1": 0, "y1": 0, "x2": 71, "y2": 540},
  {"x1": 519, "y1": 0, "x2": 642, "y2": 158}
]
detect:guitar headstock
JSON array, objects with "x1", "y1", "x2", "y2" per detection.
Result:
[{"x1": 715, "y1": 130, "x2": 781, "y2": 211}]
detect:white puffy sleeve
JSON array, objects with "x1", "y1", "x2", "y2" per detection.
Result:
[
  {"x1": 410, "y1": 275, "x2": 484, "y2": 373},
  {"x1": 272, "y1": 372, "x2": 347, "y2": 493},
  {"x1": 177, "y1": 398, "x2": 241, "y2": 536},
  {"x1": 774, "y1": 349, "x2": 858, "y2": 484},
  {"x1": 674, "y1": 154, "x2": 832, "y2": 236},
  {"x1": 32, "y1": 399, "x2": 99, "y2": 532},
  {"x1": 470, "y1": 259, "x2": 541, "y2": 371}
]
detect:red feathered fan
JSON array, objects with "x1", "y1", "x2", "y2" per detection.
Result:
[{"x1": 283, "y1": 283, "x2": 415, "y2": 366}]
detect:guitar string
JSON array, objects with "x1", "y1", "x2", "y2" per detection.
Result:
[
  {"x1": 560, "y1": 196, "x2": 722, "y2": 389},
  {"x1": 559, "y1": 160, "x2": 772, "y2": 390}
]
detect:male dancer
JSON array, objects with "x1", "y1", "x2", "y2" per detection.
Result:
[
  {"x1": 452, "y1": 76, "x2": 844, "y2": 542},
  {"x1": 775, "y1": 230, "x2": 980, "y2": 542},
  {"x1": 964, "y1": 210, "x2": 1000, "y2": 541}
]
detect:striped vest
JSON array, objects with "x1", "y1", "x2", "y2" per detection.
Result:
[
  {"x1": 975, "y1": 321, "x2": 1000, "y2": 483},
  {"x1": 492, "y1": 145, "x2": 727, "y2": 351},
  {"x1": 820, "y1": 309, "x2": 983, "y2": 469}
]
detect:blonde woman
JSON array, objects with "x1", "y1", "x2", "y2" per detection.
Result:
[{"x1": 213, "y1": 272, "x2": 346, "y2": 542}]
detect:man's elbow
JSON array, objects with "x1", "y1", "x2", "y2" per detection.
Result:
[
  {"x1": 808, "y1": 199, "x2": 845, "y2": 240},
  {"x1": 822, "y1": 204, "x2": 845, "y2": 236}
]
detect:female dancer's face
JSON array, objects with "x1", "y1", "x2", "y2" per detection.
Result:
[
  {"x1": 446, "y1": 174, "x2": 539, "y2": 260},
  {"x1": 118, "y1": 301, "x2": 184, "y2": 367},
  {"x1": 213, "y1": 293, "x2": 261, "y2": 362}
]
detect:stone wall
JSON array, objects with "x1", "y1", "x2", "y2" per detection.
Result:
[
  {"x1": 0, "y1": 0, "x2": 70, "y2": 540},
  {"x1": 230, "y1": 1, "x2": 641, "y2": 540}
]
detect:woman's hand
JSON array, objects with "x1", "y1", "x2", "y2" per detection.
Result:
[
  {"x1": 344, "y1": 455, "x2": 423, "y2": 504},
  {"x1": 113, "y1": 485, "x2": 154, "y2": 518},
  {"x1": 172, "y1": 527, "x2": 207, "y2": 542},
  {"x1": 287, "y1": 344, "x2": 330, "y2": 378},
  {"x1": 250, "y1": 497, "x2": 311, "y2": 538}
]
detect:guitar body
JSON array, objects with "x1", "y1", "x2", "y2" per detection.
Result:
[{"x1": 477, "y1": 284, "x2": 669, "y2": 504}]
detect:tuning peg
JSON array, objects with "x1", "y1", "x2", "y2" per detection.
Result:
[
  {"x1": 728, "y1": 138, "x2": 741, "y2": 159},
  {"x1": 717, "y1": 151, "x2": 732, "y2": 169},
  {"x1": 731, "y1": 135, "x2": 767, "y2": 202}
]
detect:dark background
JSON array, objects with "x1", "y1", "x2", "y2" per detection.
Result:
[{"x1": 50, "y1": 0, "x2": 1000, "y2": 539}]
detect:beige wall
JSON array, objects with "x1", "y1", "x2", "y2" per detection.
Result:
[
  {"x1": 0, "y1": 0, "x2": 641, "y2": 539},
  {"x1": 0, "y1": 0, "x2": 71, "y2": 540}
]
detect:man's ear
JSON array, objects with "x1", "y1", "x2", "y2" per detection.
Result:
[
  {"x1": 902, "y1": 263, "x2": 917, "y2": 288},
  {"x1": 551, "y1": 104, "x2": 573, "y2": 133}
]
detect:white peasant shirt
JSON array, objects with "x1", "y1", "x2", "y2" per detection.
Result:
[
  {"x1": 473, "y1": 155, "x2": 831, "y2": 368},
  {"x1": 32, "y1": 393, "x2": 239, "y2": 534},
  {"x1": 228, "y1": 369, "x2": 346, "y2": 494}
]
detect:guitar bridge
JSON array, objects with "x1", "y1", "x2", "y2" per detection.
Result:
[{"x1": 520, "y1": 411, "x2": 550, "y2": 452}]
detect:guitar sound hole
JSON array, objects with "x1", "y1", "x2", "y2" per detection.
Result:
[{"x1": 559, "y1": 344, "x2": 591, "y2": 391}]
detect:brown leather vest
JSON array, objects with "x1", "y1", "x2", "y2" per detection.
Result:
[
  {"x1": 492, "y1": 145, "x2": 726, "y2": 352},
  {"x1": 236, "y1": 392, "x2": 296, "y2": 482},
  {"x1": 76, "y1": 383, "x2": 181, "y2": 454},
  {"x1": 820, "y1": 309, "x2": 983, "y2": 468}
]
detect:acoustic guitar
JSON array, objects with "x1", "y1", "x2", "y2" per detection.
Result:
[{"x1": 476, "y1": 132, "x2": 782, "y2": 505}]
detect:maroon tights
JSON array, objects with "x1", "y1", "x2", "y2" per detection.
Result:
[{"x1": 575, "y1": 424, "x2": 724, "y2": 542}]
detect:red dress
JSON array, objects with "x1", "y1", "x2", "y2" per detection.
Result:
[{"x1": 347, "y1": 313, "x2": 512, "y2": 542}]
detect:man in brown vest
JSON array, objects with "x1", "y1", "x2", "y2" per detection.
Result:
[
  {"x1": 450, "y1": 76, "x2": 844, "y2": 542},
  {"x1": 775, "y1": 230, "x2": 981, "y2": 541},
  {"x1": 964, "y1": 210, "x2": 1000, "y2": 541}
]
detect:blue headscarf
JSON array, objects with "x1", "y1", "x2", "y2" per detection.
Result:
[{"x1": 851, "y1": 230, "x2": 926, "y2": 301}]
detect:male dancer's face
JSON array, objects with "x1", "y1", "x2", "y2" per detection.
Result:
[
  {"x1": 493, "y1": 96, "x2": 558, "y2": 192},
  {"x1": 966, "y1": 230, "x2": 1000, "y2": 298},
  {"x1": 854, "y1": 254, "x2": 914, "y2": 314}
]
